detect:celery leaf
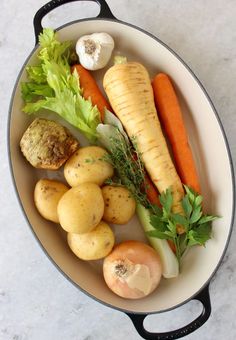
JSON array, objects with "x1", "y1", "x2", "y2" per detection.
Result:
[{"x1": 21, "y1": 28, "x2": 101, "y2": 142}]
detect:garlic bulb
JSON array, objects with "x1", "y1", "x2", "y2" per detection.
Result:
[{"x1": 76, "y1": 32, "x2": 115, "y2": 71}]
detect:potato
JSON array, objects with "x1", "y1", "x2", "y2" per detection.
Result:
[
  {"x1": 64, "y1": 146, "x2": 114, "y2": 187},
  {"x1": 34, "y1": 179, "x2": 69, "y2": 223},
  {"x1": 57, "y1": 183, "x2": 104, "y2": 233},
  {"x1": 67, "y1": 221, "x2": 115, "y2": 260},
  {"x1": 102, "y1": 185, "x2": 136, "y2": 224}
]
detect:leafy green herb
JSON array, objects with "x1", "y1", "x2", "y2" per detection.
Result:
[
  {"x1": 21, "y1": 82, "x2": 54, "y2": 102},
  {"x1": 102, "y1": 134, "x2": 152, "y2": 208},
  {"x1": 97, "y1": 112, "x2": 155, "y2": 208},
  {"x1": 148, "y1": 187, "x2": 219, "y2": 264},
  {"x1": 21, "y1": 28, "x2": 101, "y2": 142}
]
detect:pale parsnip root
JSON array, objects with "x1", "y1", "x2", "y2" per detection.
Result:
[{"x1": 103, "y1": 62, "x2": 184, "y2": 216}]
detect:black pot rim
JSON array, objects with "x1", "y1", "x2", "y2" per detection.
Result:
[{"x1": 7, "y1": 16, "x2": 235, "y2": 315}]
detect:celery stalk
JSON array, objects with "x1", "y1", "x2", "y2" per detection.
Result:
[{"x1": 136, "y1": 204, "x2": 179, "y2": 278}]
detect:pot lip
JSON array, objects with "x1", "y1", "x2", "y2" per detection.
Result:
[{"x1": 7, "y1": 17, "x2": 235, "y2": 315}]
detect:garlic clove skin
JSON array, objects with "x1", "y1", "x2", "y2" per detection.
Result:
[{"x1": 76, "y1": 33, "x2": 115, "y2": 71}]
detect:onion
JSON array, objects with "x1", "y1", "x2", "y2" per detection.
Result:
[{"x1": 103, "y1": 240, "x2": 162, "y2": 299}]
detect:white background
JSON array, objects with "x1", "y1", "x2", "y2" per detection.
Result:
[{"x1": 1, "y1": 1, "x2": 236, "y2": 339}]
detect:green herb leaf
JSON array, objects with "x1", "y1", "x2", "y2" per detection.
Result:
[
  {"x1": 187, "y1": 223, "x2": 212, "y2": 246},
  {"x1": 150, "y1": 215, "x2": 166, "y2": 231},
  {"x1": 181, "y1": 195, "x2": 192, "y2": 218},
  {"x1": 146, "y1": 230, "x2": 171, "y2": 240},
  {"x1": 159, "y1": 188, "x2": 173, "y2": 215},
  {"x1": 179, "y1": 233, "x2": 188, "y2": 255},
  {"x1": 21, "y1": 28, "x2": 101, "y2": 142},
  {"x1": 97, "y1": 129, "x2": 152, "y2": 209},
  {"x1": 195, "y1": 195, "x2": 203, "y2": 207},
  {"x1": 23, "y1": 99, "x2": 49, "y2": 113},
  {"x1": 21, "y1": 82, "x2": 54, "y2": 102},
  {"x1": 146, "y1": 185, "x2": 218, "y2": 268},
  {"x1": 183, "y1": 185, "x2": 196, "y2": 204},
  {"x1": 166, "y1": 220, "x2": 177, "y2": 235},
  {"x1": 189, "y1": 205, "x2": 202, "y2": 224},
  {"x1": 164, "y1": 230, "x2": 176, "y2": 238},
  {"x1": 38, "y1": 28, "x2": 72, "y2": 61},
  {"x1": 198, "y1": 215, "x2": 219, "y2": 224},
  {"x1": 26, "y1": 65, "x2": 46, "y2": 83},
  {"x1": 150, "y1": 204, "x2": 162, "y2": 217},
  {"x1": 171, "y1": 213, "x2": 189, "y2": 228}
]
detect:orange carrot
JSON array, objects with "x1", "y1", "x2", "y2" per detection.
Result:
[
  {"x1": 132, "y1": 152, "x2": 160, "y2": 207},
  {"x1": 144, "y1": 173, "x2": 161, "y2": 207},
  {"x1": 152, "y1": 73, "x2": 201, "y2": 194},
  {"x1": 167, "y1": 240, "x2": 176, "y2": 254},
  {"x1": 72, "y1": 64, "x2": 112, "y2": 122}
]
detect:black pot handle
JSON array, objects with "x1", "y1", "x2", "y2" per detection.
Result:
[
  {"x1": 126, "y1": 284, "x2": 211, "y2": 340},
  {"x1": 33, "y1": 0, "x2": 116, "y2": 45}
]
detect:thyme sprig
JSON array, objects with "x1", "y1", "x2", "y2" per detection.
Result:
[{"x1": 103, "y1": 135, "x2": 152, "y2": 209}]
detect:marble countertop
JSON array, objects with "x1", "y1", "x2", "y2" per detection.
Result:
[{"x1": 1, "y1": 0, "x2": 235, "y2": 339}]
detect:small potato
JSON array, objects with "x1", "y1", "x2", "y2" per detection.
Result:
[
  {"x1": 34, "y1": 179, "x2": 69, "y2": 223},
  {"x1": 67, "y1": 221, "x2": 115, "y2": 260},
  {"x1": 102, "y1": 186, "x2": 136, "y2": 224},
  {"x1": 57, "y1": 183, "x2": 104, "y2": 234},
  {"x1": 64, "y1": 146, "x2": 114, "y2": 187}
]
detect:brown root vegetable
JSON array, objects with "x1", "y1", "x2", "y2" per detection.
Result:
[
  {"x1": 20, "y1": 118, "x2": 79, "y2": 170},
  {"x1": 103, "y1": 240, "x2": 162, "y2": 299}
]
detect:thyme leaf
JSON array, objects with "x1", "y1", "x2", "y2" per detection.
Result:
[{"x1": 103, "y1": 135, "x2": 152, "y2": 209}]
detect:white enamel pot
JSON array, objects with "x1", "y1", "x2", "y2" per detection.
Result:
[{"x1": 8, "y1": 0, "x2": 235, "y2": 339}]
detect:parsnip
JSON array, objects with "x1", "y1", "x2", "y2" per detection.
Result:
[{"x1": 103, "y1": 62, "x2": 184, "y2": 215}]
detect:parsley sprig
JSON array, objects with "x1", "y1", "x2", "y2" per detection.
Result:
[{"x1": 148, "y1": 186, "x2": 219, "y2": 264}]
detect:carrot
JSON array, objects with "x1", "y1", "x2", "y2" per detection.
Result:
[
  {"x1": 144, "y1": 173, "x2": 161, "y2": 207},
  {"x1": 72, "y1": 64, "x2": 112, "y2": 122},
  {"x1": 103, "y1": 62, "x2": 185, "y2": 216},
  {"x1": 132, "y1": 152, "x2": 160, "y2": 207},
  {"x1": 167, "y1": 240, "x2": 176, "y2": 254},
  {"x1": 152, "y1": 73, "x2": 201, "y2": 194}
]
